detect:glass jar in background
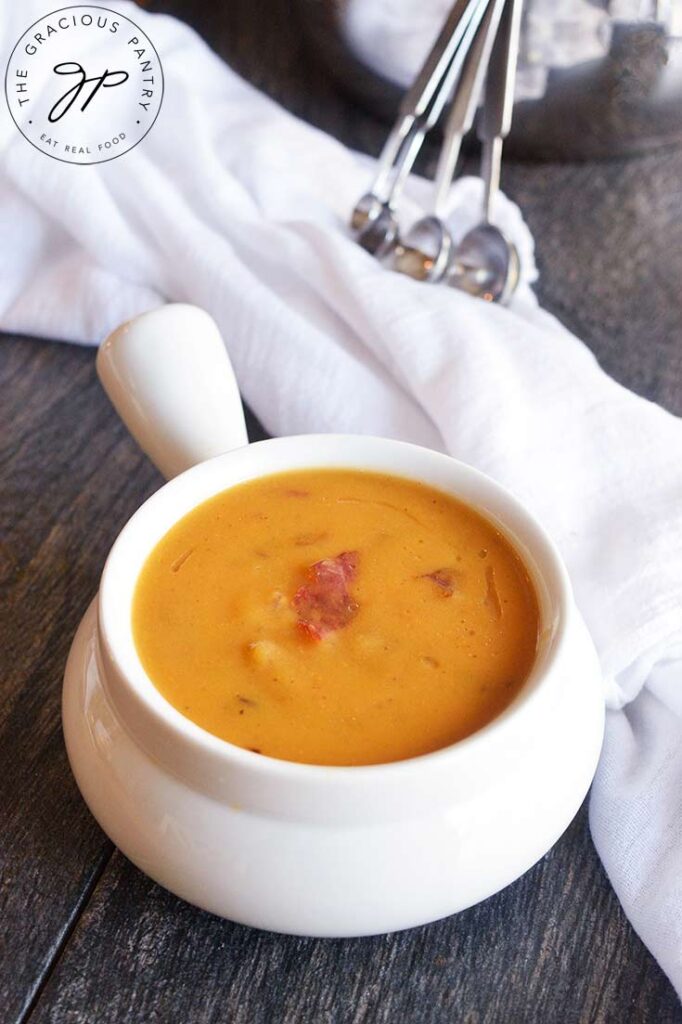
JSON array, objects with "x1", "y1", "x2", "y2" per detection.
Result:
[{"x1": 295, "y1": 0, "x2": 682, "y2": 159}]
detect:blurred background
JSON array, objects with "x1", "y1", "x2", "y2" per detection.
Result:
[{"x1": 144, "y1": 0, "x2": 682, "y2": 415}]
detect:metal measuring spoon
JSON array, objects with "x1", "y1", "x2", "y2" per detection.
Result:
[
  {"x1": 447, "y1": 0, "x2": 524, "y2": 303},
  {"x1": 449, "y1": 221, "x2": 521, "y2": 302},
  {"x1": 350, "y1": 0, "x2": 491, "y2": 258},
  {"x1": 393, "y1": 0, "x2": 506, "y2": 283},
  {"x1": 350, "y1": 193, "x2": 400, "y2": 259}
]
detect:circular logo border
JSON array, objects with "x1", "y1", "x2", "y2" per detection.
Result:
[{"x1": 4, "y1": 4, "x2": 165, "y2": 165}]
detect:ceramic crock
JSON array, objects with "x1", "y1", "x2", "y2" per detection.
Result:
[{"x1": 62, "y1": 303, "x2": 604, "y2": 936}]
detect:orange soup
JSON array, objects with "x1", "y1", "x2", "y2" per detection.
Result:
[{"x1": 133, "y1": 469, "x2": 539, "y2": 766}]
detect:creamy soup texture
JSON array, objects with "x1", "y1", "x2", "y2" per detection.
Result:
[{"x1": 133, "y1": 469, "x2": 540, "y2": 766}]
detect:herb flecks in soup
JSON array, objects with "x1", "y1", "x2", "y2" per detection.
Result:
[{"x1": 133, "y1": 470, "x2": 540, "y2": 766}]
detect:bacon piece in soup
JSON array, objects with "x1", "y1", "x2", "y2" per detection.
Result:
[
  {"x1": 293, "y1": 551, "x2": 359, "y2": 640},
  {"x1": 419, "y1": 567, "x2": 463, "y2": 597}
]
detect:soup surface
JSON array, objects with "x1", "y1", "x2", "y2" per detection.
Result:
[{"x1": 133, "y1": 469, "x2": 539, "y2": 766}]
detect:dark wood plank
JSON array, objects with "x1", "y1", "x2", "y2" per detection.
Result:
[
  {"x1": 501, "y1": 152, "x2": 682, "y2": 418},
  {"x1": 0, "y1": 335, "x2": 263, "y2": 1023},
  {"x1": 27, "y1": 808, "x2": 682, "y2": 1024},
  {"x1": 1, "y1": 0, "x2": 681, "y2": 1020},
  {"x1": 0, "y1": 337, "x2": 157, "y2": 1022}
]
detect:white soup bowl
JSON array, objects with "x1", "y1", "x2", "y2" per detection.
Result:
[{"x1": 62, "y1": 304, "x2": 604, "y2": 937}]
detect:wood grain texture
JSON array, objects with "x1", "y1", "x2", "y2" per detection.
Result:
[
  {"x1": 1, "y1": 0, "x2": 681, "y2": 1020},
  {"x1": 25, "y1": 812, "x2": 681, "y2": 1024},
  {"x1": 0, "y1": 338, "x2": 147, "y2": 1022},
  {"x1": 0, "y1": 337, "x2": 266, "y2": 1023}
]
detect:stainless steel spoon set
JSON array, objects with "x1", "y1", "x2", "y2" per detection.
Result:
[{"x1": 350, "y1": 0, "x2": 523, "y2": 304}]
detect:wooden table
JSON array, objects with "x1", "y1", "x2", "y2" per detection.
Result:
[{"x1": 2, "y1": 2, "x2": 681, "y2": 1021}]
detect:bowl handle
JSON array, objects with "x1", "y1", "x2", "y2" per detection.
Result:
[{"x1": 96, "y1": 304, "x2": 249, "y2": 479}]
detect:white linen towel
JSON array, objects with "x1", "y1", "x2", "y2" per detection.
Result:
[{"x1": 1, "y1": 0, "x2": 680, "y2": 994}]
